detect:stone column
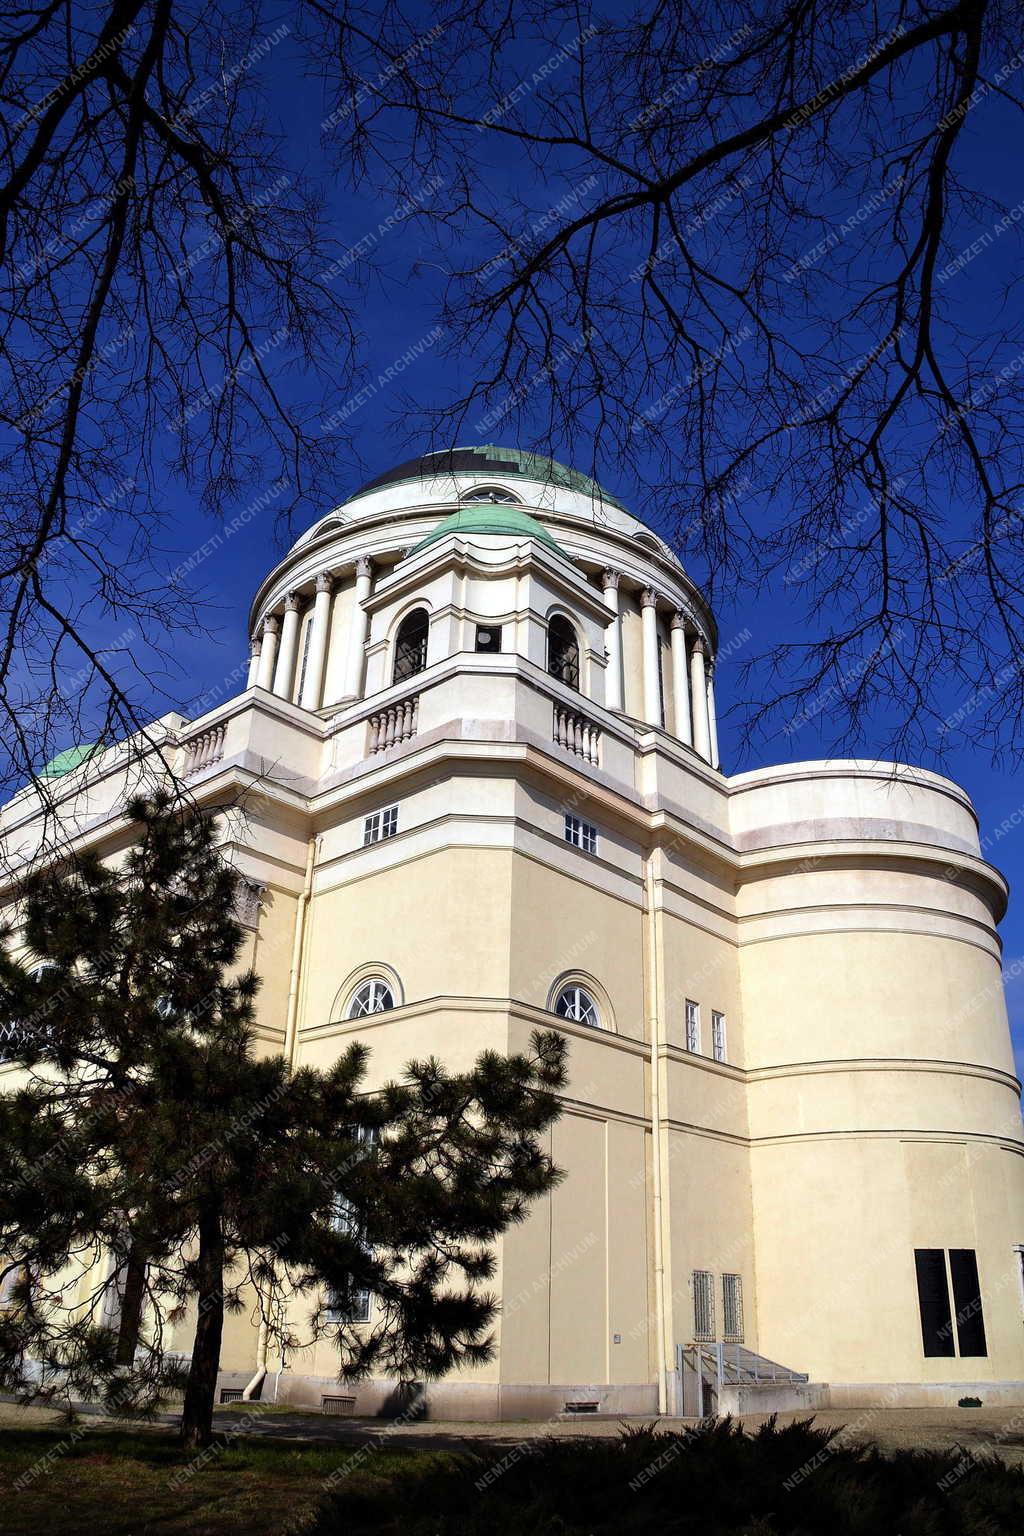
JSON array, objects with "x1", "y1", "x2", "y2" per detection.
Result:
[
  {"x1": 300, "y1": 573, "x2": 333, "y2": 711},
  {"x1": 601, "y1": 569, "x2": 624, "y2": 711},
  {"x1": 342, "y1": 557, "x2": 373, "y2": 702},
  {"x1": 640, "y1": 588, "x2": 662, "y2": 727},
  {"x1": 707, "y1": 668, "x2": 720, "y2": 769},
  {"x1": 255, "y1": 616, "x2": 279, "y2": 691},
  {"x1": 670, "y1": 613, "x2": 692, "y2": 746},
  {"x1": 273, "y1": 591, "x2": 302, "y2": 698},
  {"x1": 690, "y1": 637, "x2": 711, "y2": 761},
  {"x1": 246, "y1": 634, "x2": 261, "y2": 689}
]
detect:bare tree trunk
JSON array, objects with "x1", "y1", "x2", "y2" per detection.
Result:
[
  {"x1": 115, "y1": 1244, "x2": 147, "y2": 1366},
  {"x1": 180, "y1": 1202, "x2": 224, "y2": 1449}
]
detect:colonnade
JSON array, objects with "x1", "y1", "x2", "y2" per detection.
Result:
[
  {"x1": 247, "y1": 557, "x2": 720, "y2": 769},
  {"x1": 602, "y1": 570, "x2": 718, "y2": 768}
]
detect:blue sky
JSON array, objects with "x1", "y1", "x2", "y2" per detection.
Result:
[{"x1": 43, "y1": 10, "x2": 1024, "y2": 1077}]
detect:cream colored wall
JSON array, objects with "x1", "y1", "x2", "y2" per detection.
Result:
[
  {"x1": 620, "y1": 593, "x2": 644, "y2": 723},
  {"x1": 507, "y1": 844, "x2": 643, "y2": 1035},
  {"x1": 322, "y1": 578, "x2": 357, "y2": 706},
  {"x1": 740, "y1": 929, "x2": 1013, "y2": 1073},
  {"x1": 297, "y1": 847, "x2": 515, "y2": 1045},
  {"x1": 739, "y1": 859, "x2": 1024, "y2": 1383},
  {"x1": 750, "y1": 1137, "x2": 1024, "y2": 1383}
]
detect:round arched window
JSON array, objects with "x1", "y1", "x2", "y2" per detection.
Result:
[
  {"x1": 555, "y1": 985, "x2": 598, "y2": 1027},
  {"x1": 548, "y1": 614, "x2": 580, "y2": 691},
  {"x1": 348, "y1": 979, "x2": 395, "y2": 1018},
  {"x1": 463, "y1": 485, "x2": 522, "y2": 504},
  {"x1": 393, "y1": 608, "x2": 429, "y2": 684}
]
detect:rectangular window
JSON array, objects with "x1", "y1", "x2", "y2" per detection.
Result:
[
  {"x1": 564, "y1": 813, "x2": 598, "y2": 855},
  {"x1": 363, "y1": 806, "x2": 398, "y2": 846},
  {"x1": 656, "y1": 638, "x2": 666, "y2": 728},
  {"x1": 693, "y1": 1269, "x2": 715, "y2": 1342},
  {"x1": 711, "y1": 1010, "x2": 727, "y2": 1062},
  {"x1": 949, "y1": 1248, "x2": 987, "y2": 1357},
  {"x1": 327, "y1": 1194, "x2": 372, "y2": 1324},
  {"x1": 475, "y1": 624, "x2": 501, "y2": 653},
  {"x1": 326, "y1": 1287, "x2": 371, "y2": 1325},
  {"x1": 722, "y1": 1274, "x2": 744, "y2": 1342},
  {"x1": 914, "y1": 1248, "x2": 955, "y2": 1358},
  {"x1": 294, "y1": 613, "x2": 314, "y2": 704},
  {"x1": 685, "y1": 1000, "x2": 700, "y2": 1053}
]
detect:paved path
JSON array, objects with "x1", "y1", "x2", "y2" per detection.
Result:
[{"x1": 3, "y1": 1400, "x2": 1024, "y2": 1465}]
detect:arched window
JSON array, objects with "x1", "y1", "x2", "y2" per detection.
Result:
[
  {"x1": 392, "y1": 608, "x2": 429, "y2": 684},
  {"x1": 547, "y1": 614, "x2": 580, "y2": 691},
  {"x1": 555, "y1": 985, "x2": 599, "y2": 1027},
  {"x1": 463, "y1": 485, "x2": 522, "y2": 504},
  {"x1": 348, "y1": 979, "x2": 395, "y2": 1018}
]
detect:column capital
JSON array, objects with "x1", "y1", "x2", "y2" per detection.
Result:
[
  {"x1": 262, "y1": 614, "x2": 280, "y2": 637},
  {"x1": 640, "y1": 586, "x2": 659, "y2": 610},
  {"x1": 355, "y1": 556, "x2": 372, "y2": 580},
  {"x1": 284, "y1": 590, "x2": 302, "y2": 612},
  {"x1": 691, "y1": 635, "x2": 706, "y2": 656},
  {"x1": 249, "y1": 633, "x2": 262, "y2": 655},
  {"x1": 315, "y1": 571, "x2": 334, "y2": 595},
  {"x1": 670, "y1": 610, "x2": 688, "y2": 632},
  {"x1": 602, "y1": 568, "x2": 622, "y2": 591}
]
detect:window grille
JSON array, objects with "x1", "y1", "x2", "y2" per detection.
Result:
[
  {"x1": 723, "y1": 1273, "x2": 744, "y2": 1342},
  {"x1": 693, "y1": 1269, "x2": 715, "y2": 1342}
]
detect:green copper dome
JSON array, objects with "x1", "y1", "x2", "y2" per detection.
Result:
[
  {"x1": 410, "y1": 504, "x2": 567, "y2": 557},
  {"x1": 348, "y1": 445, "x2": 627, "y2": 511},
  {"x1": 39, "y1": 742, "x2": 98, "y2": 779}
]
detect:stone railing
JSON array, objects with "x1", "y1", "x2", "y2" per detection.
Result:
[
  {"x1": 552, "y1": 702, "x2": 601, "y2": 766},
  {"x1": 182, "y1": 723, "x2": 227, "y2": 776},
  {"x1": 367, "y1": 695, "x2": 419, "y2": 754}
]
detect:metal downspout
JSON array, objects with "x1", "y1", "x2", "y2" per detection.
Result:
[
  {"x1": 284, "y1": 837, "x2": 316, "y2": 1067},
  {"x1": 645, "y1": 853, "x2": 669, "y2": 1415}
]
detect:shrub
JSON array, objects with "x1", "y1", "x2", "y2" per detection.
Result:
[{"x1": 314, "y1": 1415, "x2": 1024, "y2": 1534}]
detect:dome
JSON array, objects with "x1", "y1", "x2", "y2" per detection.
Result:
[
  {"x1": 349, "y1": 444, "x2": 627, "y2": 511},
  {"x1": 409, "y1": 503, "x2": 568, "y2": 557},
  {"x1": 39, "y1": 743, "x2": 98, "y2": 779}
]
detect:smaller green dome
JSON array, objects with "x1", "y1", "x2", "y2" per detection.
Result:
[
  {"x1": 410, "y1": 504, "x2": 567, "y2": 557},
  {"x1": 39, "y1": 743, "x2": 98, "y2": 779}
]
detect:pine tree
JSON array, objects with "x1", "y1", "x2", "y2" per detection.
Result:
[{"x1": 0, "y1": 792, "x2": 566, "y2": 1448}]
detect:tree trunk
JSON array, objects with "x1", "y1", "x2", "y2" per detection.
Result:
[
  {"x1": 180, "y1": 1201, "x2": 224, "y2": 1449},
  {"x1": 115, "y1": 1244, "x2": 147, "y2": 1366}
]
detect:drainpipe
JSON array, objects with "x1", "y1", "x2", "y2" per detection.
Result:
[
  {"x1": 644, "y1": 854, "x2": 669, "y2": 1415},
  {"x1": 283, "y1": 837, "x2": 316, "y2": 1067},
  {"x1": 255, "y1": 834, "x2": 314, "y2": 1399},
  {"x1": 242, "y1": 1318, "x2": 268, "y2": 1401}
]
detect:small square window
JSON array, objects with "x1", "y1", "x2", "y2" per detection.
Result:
[
  {"x1": 685, "y1": 1000, "x2": 700, "y2": 1053},
  {"x1": 564, "y1": 813, "x2": 597, "y2": 855},
  {"x1": 475, "y1": 625, "x2": 501, "y2": 653},
  {"x1": 326, "y1": 1288, "x2": 371, "y2": 1325},
  {"x1": 363, "y1": 806, "x2": 398, "y2": 846},
  {"x1": 712, "y1": 1010, "x2": 727, "y2": 1062}
]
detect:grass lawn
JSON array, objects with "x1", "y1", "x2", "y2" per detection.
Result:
[
  {"x1": 0, "y1": 1415, "x2": 437, "y2": 1536},
  {"x1": 3, "y1": 1410, "x2": 1024, "y2": 1534}
]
